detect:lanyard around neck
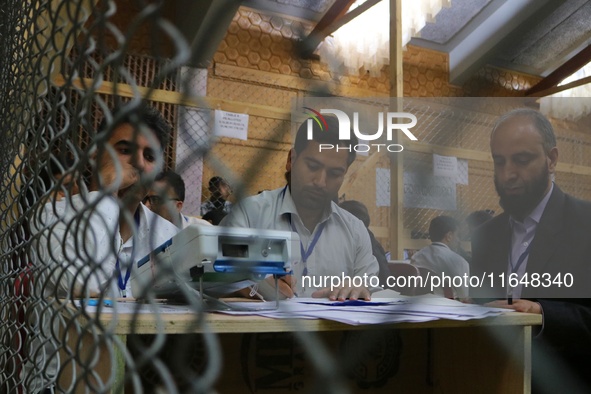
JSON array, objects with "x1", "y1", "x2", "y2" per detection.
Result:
[
  {"x1": 282, "y1": 185, "x2": 327, "y2": 273},
  {"x1": 509, "y1": 243, "x2": 531, "y2": 275},
  {"x1": 291, "y1": 220, "x2": 327, "y2": 265},
  {"x1": 116, "y1": 208, "x2": 140, "y2": 297}
]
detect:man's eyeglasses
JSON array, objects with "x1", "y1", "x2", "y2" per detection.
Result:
[{"x1": 142, "y1": 195, "x2": 181, "y2": 206}]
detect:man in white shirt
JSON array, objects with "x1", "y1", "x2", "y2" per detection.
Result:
[
  {"x1": 27, "y1": 106, "x2": 179, "y2": 392},
  {"x1": 35, "y1": 106, "x2": 180, "y2": 299},
  {"x1": 144, "y1": 170, "x2": 212, "y2": 229},
  {"x1": 221, "y1": 116, "x2": 380, "y2": 300},
  {"x1": 200, "y1": 176, "x2": 233, "y2": 224},
  {"x1": 411, "y1": 216, "x2": 469, "y2": 299}
]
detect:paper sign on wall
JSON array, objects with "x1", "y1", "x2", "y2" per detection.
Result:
[
  {"x1": 433, "y1": 154, "x2": 458, "y2": 178},
  {"x1": 214, "y1": 109, "x2": 249, "y2": 140},
  {"x1": 404, "y1": 172, "x2": 457, "y2": 210}
]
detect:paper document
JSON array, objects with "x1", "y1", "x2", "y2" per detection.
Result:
[
  {"x1": 73, "y1": 294, "x2": 511, "y2": 326},
  {"x1": 218, "y1": 295, "x2": 510, "y2": 325}
]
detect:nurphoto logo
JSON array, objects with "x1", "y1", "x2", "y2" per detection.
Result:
[{"x1": 303, "y1": 107, "x2": 418, "y2": 153}]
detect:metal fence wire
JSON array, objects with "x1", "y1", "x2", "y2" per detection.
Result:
[{"x1": 2, "y1": 1, "x2": 591, "y2": 394}]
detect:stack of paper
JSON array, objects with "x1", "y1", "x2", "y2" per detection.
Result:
[
  {"x1": 73, "y1": 294, "x2": 510, "y2": 326},
  {"x1": 219, "y1": 295, "x2": 511, "y2": 325}
]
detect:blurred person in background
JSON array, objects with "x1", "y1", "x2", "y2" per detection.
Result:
[
  {"x1": 411, "y1": 215, "x2": 469, "y2": 299},
  {"x1": 144, "y1": 170, "x2": 211, "y2": 229},
  {"x1": 200, "y1": 176, "x2": 232, "y2": 218}
]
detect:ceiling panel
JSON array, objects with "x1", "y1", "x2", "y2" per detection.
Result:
[
  {"x1": 418, "y1": 0, "x2": 491, "y2": 45},
  {"x1": 496, "y1": 0, "x2": 591, "y2": 75},
  {"x1": 238, "y1": 0, "x2": 591, "y2": 86}
]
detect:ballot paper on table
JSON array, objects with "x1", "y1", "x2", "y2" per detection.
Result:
[
  {"x1": 218, "y1": 294, "x2": 511, "y2": 325},
  {"x1": 72, "y1": 294, "x2": 510, "y2": 325}
]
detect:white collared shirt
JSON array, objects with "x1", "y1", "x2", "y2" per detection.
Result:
[
  {"x1": 180, "y1": 212, "x2": 213, "y2": 229},
  {"x1": 35, "y1": 191, "x2": 179, "y2": 299},
  {"x1": 220, "y1": 186, "x2": 380, "y2": 296},
  {"x1": 411, "y1": 242, "x2": 470, "y2": 298},
  {"x1": 28, "y1": 192, "x2": 179, "y2": 391},
  {"x1": 507, "y1": 183, "x2": 554, "y2": 298}
]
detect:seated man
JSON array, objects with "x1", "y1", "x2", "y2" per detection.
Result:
[
  {"x1": 411, "y1": 216, "x2": 469, "y2": 299},
  {"x1": 220, "y1": 117, "x2": 380, "y2": 300},
  {"x1": 200, "y1": 176, "x2": 232, "y2": 223},
  {"x1": 144, "y1": 170, "x2": 211, "y2": 229},
  {"x1": 471, "y1": 108, "x2": 591, "y2": 391},
  {"x1": 34, "y1": 106, "x2": 179, "y2": 299},
  {"x1": 27, "y1": 106, "x2": 179, "y2": 392}
]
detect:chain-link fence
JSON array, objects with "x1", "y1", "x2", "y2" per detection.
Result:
[
  {"x1": 2, "y1": 1, "x2": 591, "y2": 393},
  {"x1": 0, "y1": 1, "x2": 349, "y2": 392}
]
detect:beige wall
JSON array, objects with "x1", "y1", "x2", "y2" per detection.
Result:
[{"x1": 82, "y1": 4, "x2": 591, "y2": 253}]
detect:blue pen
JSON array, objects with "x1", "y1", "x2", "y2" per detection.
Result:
[
  {"x1": 300, "y1": 300, "x2": 397, "y2": 307},
  {"x1": 85, "y1": 299, "x2": 113, "y2": 307}
]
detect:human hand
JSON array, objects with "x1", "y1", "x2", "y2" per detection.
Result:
[
  {"x1": 264, "y1": 274, "x2": 295, "y2": 299},
  {"x1": 93, "y1": 143, "x2": 141, "y2": 194},
  {"x1": 311, "y1": 286, "x2": 371, "y2": 301},
  {"x1": 485, "y1": 299, "x2": 542, "y2": 314}
]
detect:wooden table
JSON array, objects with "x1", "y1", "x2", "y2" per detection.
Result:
[{"x1": 58, "y1": 306, "x2": 541, "y2": 393}]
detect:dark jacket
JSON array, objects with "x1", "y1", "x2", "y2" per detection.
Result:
[{"x1": 471, "y1": 186, "x2": 591, "y2": 392}]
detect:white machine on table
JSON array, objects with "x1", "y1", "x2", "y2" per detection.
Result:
[{"x1": 131, "y1": 225, "x2": 300, "y2": 303}]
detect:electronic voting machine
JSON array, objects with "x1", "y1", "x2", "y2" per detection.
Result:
[{"x1": 130, "y1": 225, "x2": 300, "y2": 299}]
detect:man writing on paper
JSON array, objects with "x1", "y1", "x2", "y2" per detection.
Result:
[
  {"x1": 471, "y1": 108, "x2": 591, "y2": 392},
  {"x1": 220, "y1": 116, "x2": 380, "y2": 300}
]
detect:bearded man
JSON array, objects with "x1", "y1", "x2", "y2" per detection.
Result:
[{"x1": 471, "y1": 108, "x2": 591, "y2": 393}]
